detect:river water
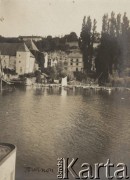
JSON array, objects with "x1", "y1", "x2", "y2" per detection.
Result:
[{"x1": 0, "y1": 87, "x2": 130, "y2": 180}]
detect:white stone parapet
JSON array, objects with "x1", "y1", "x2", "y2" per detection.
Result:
[{"x1": 0, "y1": 143, "x2": 16, "y2": 180}]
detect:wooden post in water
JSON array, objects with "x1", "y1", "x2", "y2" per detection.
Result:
[
  {"x1": 0, "y1": 78, "x2": 2, "y2": 92},
  {"x1": 0, "y1": 52, "x2": 3, "y2": 92}
]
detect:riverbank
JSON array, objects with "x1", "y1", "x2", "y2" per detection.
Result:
[
  {"x1": 32, "y1": 83, "x2": 130, "y2": 93},
  {"x1": 1, "y1": 78, "x2": 130, "y2": 93}
]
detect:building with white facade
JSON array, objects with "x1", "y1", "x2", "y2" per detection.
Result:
[
  {"x1": 47, "y1": 49, "x2": 84, "y2": 72},
  {"x1": 67, "y1": 50, "x2": 83, "y2": 72},
  {"x1": 0, "y1": 43, "x2": 35, "y2": 75},
  {"x1": 48, "y1": 51, "x2": 59, "y2": 67},
  {"x1": 0, "y1": 143, "x2": 16, "y2": 180},
  {"x1": 43, "y1": 52, "x2": 48, "y2": 68}
]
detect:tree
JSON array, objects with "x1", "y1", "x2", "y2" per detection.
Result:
[
  {"x1": 44, "y1": 66, "x2": 57, "y2": 82},
  {"x1": 96, "y1": 12, "x2": 130, "y2": 84},
  {"x1": 120, "y1": 13, "x2": 130, "y2": 72},
  {"x1": 90, "y1": 19, "x2": 97, "y2": 70},
  {"x1": 95, "y1": 13, "x2": 112, "y2": 83},
  {"x1": 67, "y1": 32, "x2": 78, "y2": 42},
  {"x1": 116, "y1": 13, "x2": 122, "y2": 37},
  {"x1": 55, "y1": 62, "x2": 67, "y2": 78},
  {"x1": 80, "y1": 16, "x2": 92, "y2": 72}
]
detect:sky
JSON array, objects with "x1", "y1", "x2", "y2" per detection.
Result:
[{"x1": 0, "y1": 0, "x2": 130, "y2": 37}]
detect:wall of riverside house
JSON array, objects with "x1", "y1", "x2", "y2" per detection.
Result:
[
  {"x1": 28, "y1": 56, "x2": 35, "y2": 73},
  {"x1": 9, "y1": 56, "x2": 16, "y2": 70},
  {"x1": 0, "y1": 55, "x2": 10, "y2": 68},
  {"x1": 47, "y1": 50, "x2": 84, "y2": 72},
  {"x1": 16, "y1": 51, "x2": 35, "y2": 75},
  {"x1": 16, "y1": 51, "x2": 28, "y2": 75},
  {"x1": 68, "y1": 56, "x2": 83, "y2": 72},
  {"x1": 0, "y1": 55, "x2": 16, "y2": 71}
]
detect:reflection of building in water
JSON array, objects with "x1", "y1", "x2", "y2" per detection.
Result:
[
  {"x1": 61, "y1": 87, "x2": 67, "y2": 97},
  {"x1": 43, "y1": 87, "x2": 48, "y2": 96},
  {"x1": 0, "y1": 143, "x2": 16, "y2": 180}
]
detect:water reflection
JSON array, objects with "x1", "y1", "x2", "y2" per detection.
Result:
[
  {"x1": 60, "y1": 88, "x2": 67, "y2": 97},
  {"x1": 0, "y1": 87, "x2": 130, "y2": 180}
]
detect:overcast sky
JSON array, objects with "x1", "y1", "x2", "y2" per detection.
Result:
[{"x1": 0, "y1": 0, "x2": 130, "y2": 37}]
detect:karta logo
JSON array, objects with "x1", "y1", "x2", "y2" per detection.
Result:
[{"x1": 57, "y1": 158, "x2": 129, "y2": 179}]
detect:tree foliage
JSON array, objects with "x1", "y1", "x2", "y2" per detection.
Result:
[
  {"x1": 35, "y1": 32, "x2": 78, "y2": 52},
  {"x1": 95, "y1": 12, "x2": 130, "y2": 84},
  {"x1": 80, "y1": 16, "x2": 98, "y2": 73}
]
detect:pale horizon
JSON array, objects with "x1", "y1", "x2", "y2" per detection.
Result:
[{"x1": 0, "y1": 0, "x2": 130, "y2": 38}]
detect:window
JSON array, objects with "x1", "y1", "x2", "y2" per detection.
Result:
[
  {"x1": 76, "y1": 63, "x2": 78, "y2": 66},
  {"x1": 71, "y1": 62, "x2": 73, "y2": 65},
  {"x1": 19, "y1": 61, "x2": 21, "y2": 63},
  {"x1": 71, "y1": 59, "x2": 73, "y2": 62},
  {"x1": 64, "y1": 62, "x2": 68, "y2": 66},
  {"x1": 76, "y1": 59, "x2": 79, "y2": 62},
  {"x1": 76, "y1": 68, "x2": 78, "y2": 71},
  {"x1": 20, "y1": 67, "x2": 22, "y2": 73}
]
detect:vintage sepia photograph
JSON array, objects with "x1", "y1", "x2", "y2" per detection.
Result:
[{"x1": 0, "y1": 0, "x2": 130, "y2": 179}]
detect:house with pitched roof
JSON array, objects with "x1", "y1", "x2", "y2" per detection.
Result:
[
  {"x1": 25, "y1": 39, "x2": 47, "y2": 71},
  {"x1": 0, "y1": 42, "x2": 35, "y2": 75},
  {"x1": 25, "y1": 39, "x2": 39, "y2": 52},
  {"x1": 67, "y1": 49, "x2": 83, "y2": 72}
]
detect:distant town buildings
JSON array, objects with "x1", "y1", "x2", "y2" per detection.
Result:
[
  {"x1": 19, "y1": 36, "x2": 43, "y2": 42},
  {"x1": 48, "y1": 51, "x2": 60, "y2": 67},
  {"x1": 47, "y1": 50, "x2": 83, "y2": 72},
  {"x1": 48, "y1": 51, "x2": 65, "y2": 68},
  {"x1": 0, "y1": 37, "x2": 85, "y2": 78},
  {"x1": 47, "y1": 40, "x2": 84, "y2": 72}
]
